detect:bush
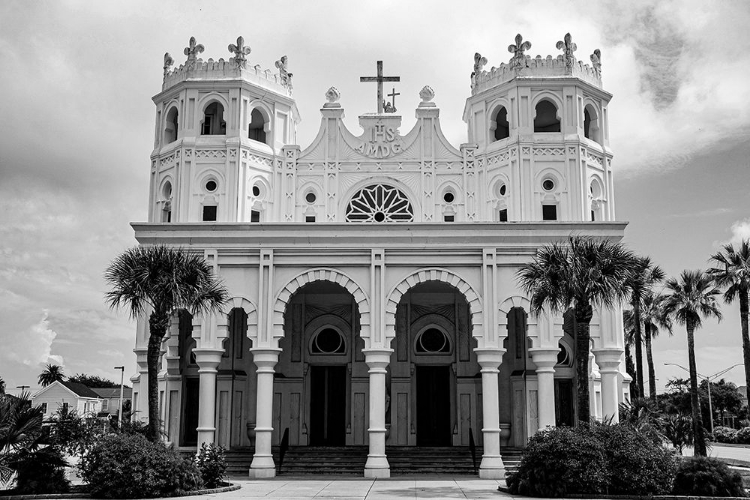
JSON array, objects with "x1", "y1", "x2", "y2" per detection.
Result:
[
  {"x1": 507, "y1": 426, "x2": 608, "y2": 497},
  {"x1": 736, "y1": 426, "x2": 750, "y2": 444},
  {"x1": 672, "y1": 456, "x2": 745, "y2": 497},
  {"x1": 507, "y1": 423, "x2": 678, "y2": 497},
  {"x1": 591, "y1": 423, "x2": 677, "y2": 495},
  {"x1": 9, "y1": 446, "x2": 70, "y2": 494},
  {"x1": 80, "y1": 434, "x2": 203, "y2": 498},
  {"x1": 195, "y1": 443, "x2": 227, "y2": 488},
  {"x1": 663, "y1": 414, "x2": 695, "y2": 454},
  {"x1": 713, "y1": 426, "x2": 738, "y2": 444}
]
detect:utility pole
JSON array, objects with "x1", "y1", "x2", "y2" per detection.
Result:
[{"x1": 114, "y1": 366, "x2": 125, "y2": 430}]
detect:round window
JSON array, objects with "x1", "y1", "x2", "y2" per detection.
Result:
[
  {"x1": 305, "y1": 192, "x2": 317, "y2": 204},
  {"x1": 252, "y1": 185, "x2": 261, "y2": 197},
  {"x1": 416, "y1": 328, "x2": 450, "y2": 353},
  {"x1": 443, "y1": 192, "x2": 455, "y2": 203},
  {"x1": 312, "y1": 328, "x2": 345, "y2": 354},
  {"x1": 499, "y1": 183, "x2": 507, "y2": 197},
  {"x1": 205, "y1": 180, "x2": 217, "y2": 192},
  {"x1": 542, "y1": 179, "x2": 555, "y2": 191}
]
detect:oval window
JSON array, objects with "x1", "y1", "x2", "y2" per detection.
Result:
[
  {"x1": 312, "y1": 328, "x2": 345, "y2": 354},
  {"x1": 499, "y1": 183, "x2": 507, "y2": 197},
  {"x1": 416, "y1": 328, "x2": 450, "y2": 354},
  {"x1": 252, "y1": 185, "x2": 261, "y2": 197}
]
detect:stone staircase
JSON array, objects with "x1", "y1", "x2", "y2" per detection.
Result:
[{"x1": 225, "y1": 446, "x2": 524, "y2": 477}]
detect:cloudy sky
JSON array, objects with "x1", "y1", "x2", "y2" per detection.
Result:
[{"x1": 1, "y1": 0, "x2": 749, "y2": 394}]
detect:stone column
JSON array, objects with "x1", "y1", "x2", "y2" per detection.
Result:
[
  {"x1": 529, "y1": 347, "x2": 558, "y2": 431},
  {"x1": 194, "y1": 348, "x2": 223, "y2": 448},
  {"x1": 249, "y1": 348, "x2": 281, "y2": 478},
  {"x1": 593, "y1": 348, "x2": 623, "y2": 423},
  {"x1": 475, "y1": 348, "x2": 506, "y2": 479},
  {"x1": 363, "y1": 348, "x2": 392, "y2": 478}
]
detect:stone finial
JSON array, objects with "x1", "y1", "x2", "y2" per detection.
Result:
[
  {"x1": 228, "y1": 36, "x2": 251, "y2": 67},
  {"x1": 556, "y1": 33, "x2": 577, "y2": 71},
  {"x1": 325, "y1": 86, "x2": 340, "y2": 103},
  {"x1": 419, "y1": 85, "x2": 435, "y2": 103},
  {"x1": 590, "y1": 49, "x2": 602, "y2": 77},
  {"x1": 184, "y1": 37, "x2": 204, "y2": 68},
  {"x1": 163, "y1": 52, "x2": 174, "y2": 77},
  {"x1": 508, "y1": 34, "x2": 531, "y2": 71},
  {"x1": 471, "y1": 52, "x2": 488, "y2": 89},
  {"x1": 275, "y1": 55, "x2": 293, "y2": 88}
]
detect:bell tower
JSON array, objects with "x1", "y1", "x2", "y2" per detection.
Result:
[
  {"x1": 464, "y1": 33, "x2": 613, "y2": 223},
  {"x1": 149, "y1": 36, "x2": 300, "y2": 224}
]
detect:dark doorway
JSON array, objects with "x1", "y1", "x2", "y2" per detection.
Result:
[
  {"x1": 555, "y1": 379, "x2": 575, "y2": 427},
  {"x1": 182, "y1": 377, "x2": 200, "y2": 446},
  {"x1": 416, "y1": 366, "x2": 452, "y2": 446},
  {"x1": 309, "y1": 366, "x2": 346, "y2": 445}
]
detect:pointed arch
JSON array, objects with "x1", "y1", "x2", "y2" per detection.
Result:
[
  {"x1": 273, "y1": 268, "x2": 371, "y2": 346},
  {"x1": 385, "y1": 268, "x2": 483, "y2": 343}
]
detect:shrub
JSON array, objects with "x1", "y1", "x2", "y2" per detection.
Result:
[
  {"x1": 591, "y1": 422, "x2": 677, "y2": 495},
  {"x1": 736, "y1": 426, "x2": 750, "y2": 444},
  {"x1": 80, "y1": 433, "x2": 203, "y2": 498},
  {"x1": 713, "y1": 426, "x2": 738, "y2": 444},
  {"x1": 672, "y1": 456, "x2": 745, "y2": 497},
  {"x1": 195, "y1": 443, "x2": 227, "y2": 488},
  {"x1": 507, "y1": 426, "x2": 608, "y2": 497},
  {"x1": 9, "y1": 446, "x2": 70, "y2": 494}
]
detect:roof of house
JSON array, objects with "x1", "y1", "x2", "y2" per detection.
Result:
[
  {"x1": 61, "y1": 381, "x2": 101, "y2": 399},
  {"x1": 91, "y1": 387, "x2": 132, "y2": 399}
]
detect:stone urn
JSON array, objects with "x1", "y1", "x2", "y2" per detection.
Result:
[
  {"x1": 246, "y1": 422, "x2": 256, "y2": 447},
  {"x1": 499, "y1": 423, "x2": 511, "y2": 447}
]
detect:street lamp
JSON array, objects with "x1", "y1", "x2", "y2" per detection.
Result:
[
  {"x1": 664, "y1": 362, "x2": 743, "y2": 433},
  {"x1": 114, "y1": 366, "x2": 125, "y2": 430}
]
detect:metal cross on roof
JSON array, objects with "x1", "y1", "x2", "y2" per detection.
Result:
[{"x1": 360, "y1": 61, "x2": 400, "y2": 114}]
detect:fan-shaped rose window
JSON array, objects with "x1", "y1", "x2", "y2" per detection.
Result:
[{"x1": 345, "y1": 184, "x2": 413, "y2": 223}]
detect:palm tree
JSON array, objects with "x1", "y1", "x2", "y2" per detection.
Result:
[
  {"x1": 623, "y1": 257, "x2": 665, "y2": 399},
  {"x1": 622, "y1": 309, "x2": 638, "y2": 397},
  {"x1": 662, "y1": 270, "x2": 723, "y2": 456},
  {"x1": 517, "y1": 235, "x2": 635, "y2": 424},
  {"x1": 641, "y1": 292, "x2": 672, "y2": 400},
  {"x1": 38, "y1": 364, "x2": 65, "y2": 387},
  {"x1": 709, "y1": 239, "x2": 750, "y2": 406},
  {"x1": 104, "y1": 245, "x2": 228, "y2": 441}
]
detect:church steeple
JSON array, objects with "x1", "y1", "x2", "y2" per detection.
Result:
[
  {"x1": 150, "y1": 36, "x2": 300, "y2": 224},
  {"x1": 464, "y1": 33, "x2": 613, "y2": 223}
]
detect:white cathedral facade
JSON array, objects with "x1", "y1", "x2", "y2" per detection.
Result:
[{"x1": 130, "y1": 34, "x2": 630, "y2": 479}]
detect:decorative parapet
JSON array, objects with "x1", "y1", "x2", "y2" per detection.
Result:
[
  {"x1": 471, "y1": 33, "x2": 602, "y2": 95},
  {"x1": 161, "y1": 36, "x2": 293, "y2": 96}
]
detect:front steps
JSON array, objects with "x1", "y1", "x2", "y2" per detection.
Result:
[{"x1": 225, "y1": 446, "x2": 524, "y2": 477}]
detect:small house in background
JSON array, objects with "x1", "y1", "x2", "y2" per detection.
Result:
[
  {"x1": 31, "y1": 381, "x2": 103, "y2": 420},
  {"x1": 91, "y1": 387, "x2": 132, "y2": 417}
]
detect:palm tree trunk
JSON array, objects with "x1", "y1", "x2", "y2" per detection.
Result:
[
  {"x1": 147, "y1": 311, "x2": 169, "y2": 442},
  {"x1": 687, "y1": 321, "x2": 707, "y2": 456},
  {"x1": 633, "y1": 304, "x2": 644, "y2": 399},
  {"x1": 740, "y1": 290, "x2": 750, "y2": 409},
  {"x1": 575, "y1": 304, "x2": 594, "y2": 426},
  {"x1": 645, "y1": 323, "x2": 657, "y2": 401}
]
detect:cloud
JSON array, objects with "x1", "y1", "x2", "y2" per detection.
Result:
[
  {"x1": 729, "y1": 218, "x2": 750, "y2": 246},
  {"x1": 21, "y1": 310, "x2": 64, "y2": 367}
]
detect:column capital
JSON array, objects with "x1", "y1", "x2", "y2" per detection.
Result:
[
  {"x1": 592, "y1": 348, "x2": 623, "y2": 372},
  {"x1": 529, "y1": 347, "x2": 559, "y2": 370},
  {"x1": 250, "y1": 347, "x2": 282, "y2": 371},
  {"x1": 474, "y1": 347, "x2": 506, "y2": 369},
  {"x1": 362, "y1": 348, "x2": 393, "y2": 368},
  {"x1": 194, "y1": 348, "x2": 224, "y2": 373}
]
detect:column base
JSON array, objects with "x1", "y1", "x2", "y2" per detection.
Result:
[
  {"x1": 364, "y1": 467, "x2": 390, "y2": 478},
  {"x1": 248, "y1": 467, "x2": 276, "y2": 479},
  {"x1": 479, "y1": 455, "x2": 506, "y2": 479}
]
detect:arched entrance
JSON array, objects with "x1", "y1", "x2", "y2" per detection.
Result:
[
  {"x1": 273, "y1": 280, "x2": 368, "y2": 446},
  {"x1": 389, "y1": 281, "x2": 481, "y2": 447}
]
